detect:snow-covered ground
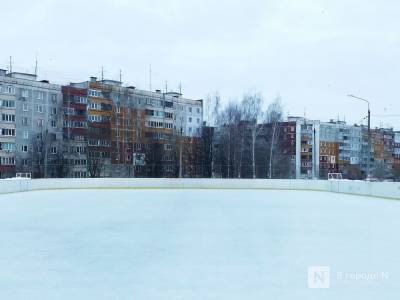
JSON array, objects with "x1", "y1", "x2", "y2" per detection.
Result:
[{"x1": 0, "y1": 189, "x2": 398, "y2": 299}]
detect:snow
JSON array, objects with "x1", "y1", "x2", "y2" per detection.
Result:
[{"x1": 0, "y1": 189, "x2": 398, "y2": 299}]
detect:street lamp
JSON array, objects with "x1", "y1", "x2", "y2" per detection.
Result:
[{"x1": 347, "y1": 94, "x2": 371, "y2": 179}]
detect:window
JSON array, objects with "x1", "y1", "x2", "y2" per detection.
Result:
[
  {"x1": 64, "y1": 107, "x2": 74, "y2": 115},
  {"x1": 2, "y1": 114, "x2": 15, "y2": 122},
  {"x1": 116, "y1": 106, "x2": 121, "y2": 113},
  {"x1": 74, "y1": 159, "x2": 87, "y2": 166},
  {"x1": 0, "y1": 142, "x2": 15, "y2": 151},
  {"x1": 37, "y1": 119, "x2": 44, "y2": 127},
  {"x1": 89, "y1": 102, "x2": 102, "y2": 110},
  {"x1": 23, "y1": 103, "x2": 29, "y2": 111},
  {"x1": 76, "y1": 146, "x2": 86, "y2": 154},
  {"x1": 21, "y1": 89, "x2": 29, "y2": 98},
  {"x1": 36, "y1": 91, "x2": 45, "y2": 100},
  {"x1": 197, "y1": 118, "x2": 200, "y2": 124},
  {"x1": 51, "y1": 107, "x2": 57, "y2": 115},
  {"x1": 89, "y1": 89, "x2": 102, "y2": 98},
  {"x1": 51, "y1": 147, "x2": 57, "y2": 154},
  {"x1": 22, "y1": 117, "x2": 29, "y2": 126},
  {"x1": 1, "y1": 157, "x2": 15, "y2": 165},
  {"x1": 51, "y1": 94, "x2": 57, "y2": 102},
  {"x1": 22, "y1": 159, "x2": 28, "y2": 166},
  {"x1": 21, "y1": 145, "x2": 28, "y2": 152},
  {"x1": 1, "y1": 100, "x2": 15, "y2": 108},
  {"x1": 1, "y1": 129, "x2": 15, "y2": 136},
  {"x1": 189, "y1": 117, "x2": 192, "y2": 123},
  {"x1": 23, "y1": 131, "x2": 29, "y2": 139},
  {"x1": 74, "y1": 171, "x2": 87, "y2": 178},
  {"x1": 77, "y1": 96, "x2": 87, "y2": 104},
  {"x1": 197, "y1": 108, "x2": 200, "y2": 114},
  {"x1": 37, "y1": 105, "x2": 44, "y2": 113},
  {"x1": 51, "y1": 120, "x2": 56, "y2": 127},
  {"x1": 5, "y1": 86, "x2": 15, "y2": 94},
  {"x1": 88, "y1": 115, "x2": 102, "y2": 122},
  {"x1": 189, "y1": 107, "x2": 192, "y2": 113}
]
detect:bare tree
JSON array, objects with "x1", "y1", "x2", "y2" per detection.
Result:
[
  {"x1": 216, "y1": 101, "x2": 243, "y2": 178},
  {"x1": 266, "y1": 97, "x2": 283, "y2": 178},
  {"x1": 204, "y1": 92, "x2": 221, "y2": 177},
  {"x1": 87, "y1": 153, "x2": 106, "y2": 178},
  {"x1": 241, "y1": 92, "x2": 264, "y2": 179}
]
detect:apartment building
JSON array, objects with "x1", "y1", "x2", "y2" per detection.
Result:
[
  {"x1": 394, "y1": 132, "x2": 400, "y2": 163},
  {"x1": 0, "y1": 70, "x2": 63, "y2": 178},
  {"x1": 62, "y1": 85, "x2": 88, "y2": 178},
  {"x1": 61, "y1": 77, "x2": 203, "y2": 178},
  {"x1": 0, "y1": 69, "x2": 16, "y2": 178}
]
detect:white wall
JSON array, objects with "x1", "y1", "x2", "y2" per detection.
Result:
[{"x1": 0, "y1": 178, "x2": 399, "y2": 200}]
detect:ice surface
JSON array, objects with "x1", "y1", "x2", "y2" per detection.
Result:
[{"x1": 0, "y1": 189, "x2": 398, "y2": 299}]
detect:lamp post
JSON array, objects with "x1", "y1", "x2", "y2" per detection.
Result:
[{"x1": 347, "y1": 94, "x2": 371, "y2": 179}]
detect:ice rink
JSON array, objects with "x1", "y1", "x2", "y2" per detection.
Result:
[{"x1": 0, "y1": 189, "x2": 398, "y2": 299}]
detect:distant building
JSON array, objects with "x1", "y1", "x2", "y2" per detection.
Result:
[
  {"x1": 0, "y1": 70, "x2": 63, "y2": 178},
  {"x1": 62, "y1": 77, "x2": 203, "y2": 178}
]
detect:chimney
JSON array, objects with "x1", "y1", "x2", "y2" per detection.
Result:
[
  {"x1": 0, "y1": 69, "x2": 6, "y2": 76},
  {"x1": 90, "y1": 76, "x2": 97, "y2": 82},
  {"x1": 155, "y1": 89, "x2": 161, "y2": 93}
]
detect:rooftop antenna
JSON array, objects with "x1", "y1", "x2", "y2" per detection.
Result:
[
  {"x1": 34, "y1": 56, "x2": 38, "y2": 77},
  {"x1": 9, "y1": 56, "x2": 12, "y2": 74},
  {"x1": 149, "y1": 64, "x2": 152, "y2": 91},
  {"x1": 179, "y1": 81, "x2": 182, "y2": 94},
  {"x1": 101, "y1": 66, "x2": 104, "y2": 83},
  {"x1": 165, "y1": 81, "x2": 168, "y2": 93},
  {"x1": 119, "y1": 69, "x2": 122, "y2": 84}
]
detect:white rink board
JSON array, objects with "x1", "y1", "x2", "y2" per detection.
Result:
[{"x1": 0, "y1": 178, "x2": 399, "y2": 200}]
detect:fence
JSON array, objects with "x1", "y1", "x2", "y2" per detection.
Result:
[{"x1": 0, "y1": 178, "x2": 399, "y2": 200}]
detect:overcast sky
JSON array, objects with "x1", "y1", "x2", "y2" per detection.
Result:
[{"x1": 2, "y1": 0, "x2": 400, "y2": 128}]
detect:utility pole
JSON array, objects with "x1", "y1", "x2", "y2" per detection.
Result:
[{"x1": 348, "y1": 94, "x2": 371, "y2": 179}]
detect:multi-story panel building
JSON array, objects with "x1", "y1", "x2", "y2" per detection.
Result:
[
  {"x1": 319, "y1": 122, "x2": 340, "y2": 179},
  {"x1": 394, "y1": 132, "x2": 400, "y2": 163},
  {"x1": 370, "y1": 128, "x2": 394, "y2": 179},
  {"x1": 0, "y1": 70, "x2": 63, "y2": 178},
  {"x1": 0, "y1": 69, "x2": 16, "y2": 178},
  {"x1": 287, "y1": 117, "x2": 320, "y2": 179},
  {"x1": 62, "y1": 77, "x2": 203, "y2": 178},
  {"x1": 62, "y1": 85, "x2": 88, "y2": 178},
  {"x1": 319, "y1": 120, "x2": 362, "y2": 179}
]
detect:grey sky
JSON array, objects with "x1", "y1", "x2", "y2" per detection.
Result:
[{"x1": 2, "y1": 0, "x2": 400, "y2": 128}]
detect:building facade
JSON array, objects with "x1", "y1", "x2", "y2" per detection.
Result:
[{"x1": 0, "y1": 70, "x2": 63, "y2": 178}]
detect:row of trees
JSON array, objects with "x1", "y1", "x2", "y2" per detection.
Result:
[{"x1": 205, "y1": 92, "x2": 292, "y2": 179}]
